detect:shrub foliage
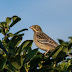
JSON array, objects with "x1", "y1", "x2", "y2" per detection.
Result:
[{"x1": 0, "y1": 16, "x2": 72, "y2": 72}]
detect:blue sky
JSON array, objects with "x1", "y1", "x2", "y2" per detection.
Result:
[{"x1": 0, "y1": 0, "x2": 72, "y2": 52}]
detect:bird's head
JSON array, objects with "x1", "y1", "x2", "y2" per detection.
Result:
[{"x1": 29, "y1": 25, "x2": 42, "y2": 32}]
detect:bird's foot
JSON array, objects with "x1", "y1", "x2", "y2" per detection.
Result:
[{"x1": 44, "y1": 51, "x2": 49, "y2": 56}]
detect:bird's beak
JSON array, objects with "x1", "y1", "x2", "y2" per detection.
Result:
[
  {"x1": 29, "y1": 26, "x2": 37, "y2": 32},
  {"x1": 29, "y1": 26, "x2": 33, "y2": 29}
]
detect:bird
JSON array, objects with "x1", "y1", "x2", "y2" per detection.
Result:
[{"x1": 29, "y1": 25, "x2": 59, "y2": 55}]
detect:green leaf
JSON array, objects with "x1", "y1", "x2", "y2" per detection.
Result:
[
  {"x1": 29, "y1": 55, "x2": 42, "y2": 71},
  {"x1": 6, "y1": 17, "x2": 11, "y2": 26},
  {"x1": 8, "y1": 35, "x2": 22, "y2": 55},
  {"x1": 67, "y1": 65, "x2": 72, "y2": 71},
  {"x1": 0, "y1": 29, "x2": 1, "y2": 33},
  {"x1": 37, "y1": 65, "x2": 63, "y2": 72},
  {"x1": 7, "y1": 61, "x2": 16, "y2": 72},
  {"x1": 18, "y1": 40, "x2": 33, "y2": 54},
  {"x1": 7, "y1": 33, "x2": 14, "y2": 37},
  {"x1": 51, "y1": 45, "x2": 68, "y2": 59},
  {"x1": 20, "y1": 66, "x2": 26, "y2": 72},
  {"x1": 22, "y1": 47, "x2": 31, "y2": 53},
  {"x1": 18, "y1": 33, "x2": 24, "y2": 36},
  {"x1": 23, "y1": 49, "x2": 38, "y2": 64},
  {"x1": 9, "y1": 55, "x2": 21, "y2": 69},
  {"x1": 9, "y1": 35, "x2": 22, "y2": 47},
  {"x1": 58, "y1": 39, "x2": 66, "y2": 45},
  {"x1": 14, "y1": 29, "x2": 28, "y2": 35},
  {"x1": 50, "y1": 45, "x2": 68, "y2": 59},
  {"x1": 69, "y1": 37, "x2": 72, "y2": 43},
  {"x1": 1, "y1": 22, "x2": 6, "y2": 27},
  {"x1": 5, "y1": 30, "x2": 9, "y2": 33},
  {"x1": 62, "y1": 46, "x2": 68, "y2": 53},
  {"x1": 1, "y1": 29, "x2": 6, "y2": 35},
  {"x1": 0, "y1": 23, "x2": 3, "y2": 27},
  {"x1": 0, "y1": 40, "x2": 9, "y2": 56},
  {"x1": 21, "y1": 40, "x2": 33, "y2": 48},
  {"x1": 10, "y1": 16, "x2": 21, "y2": 27},
  {"x1": 49, "y1": 45, "x2": 63, "y2": 59},
  {"x1": 1, "y1": 22, "x2": 10, "y2": 34},
  {"x1": 0, "y1": 57, "x2": 7, "y2": 70},
  {"x1": 68, "y1": 43, "x2": 72, "y2": 53},
  {"x1": 3, "y1": 36, "x2": 10, "y2": 44}
]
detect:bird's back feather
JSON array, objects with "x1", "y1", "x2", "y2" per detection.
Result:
[{"x1": 35, "y1": 31, "x2": 59, "y2": 48}]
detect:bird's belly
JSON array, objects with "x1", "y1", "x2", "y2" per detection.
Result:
[{"x1": 34, "y1": 40, "x2": 55, "y2": 51}]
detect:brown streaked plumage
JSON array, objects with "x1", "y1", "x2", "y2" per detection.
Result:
[{"x1": 29, "y1": 25, "x2": 59, "y2": 55}]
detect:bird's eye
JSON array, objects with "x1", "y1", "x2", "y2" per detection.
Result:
[{"x1": 34, "y1": 26, "x2": 36, "y2": 28}]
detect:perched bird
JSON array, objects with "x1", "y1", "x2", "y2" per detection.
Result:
[{"x1": 29, "y1": 25, "x2": 59, "y2": 55}]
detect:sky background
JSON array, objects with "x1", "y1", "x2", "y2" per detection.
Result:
[{"x1": 0, "y1": 0, "x2": 72, "y2": 53}]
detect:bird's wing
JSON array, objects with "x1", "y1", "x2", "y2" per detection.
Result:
[{"x1": 36, "y1": 33, "x2": 58, "y2": 47}]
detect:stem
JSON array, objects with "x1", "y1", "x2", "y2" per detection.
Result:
[{"x1": 53, "y1": 61, "x2": 56, "y2": 67}]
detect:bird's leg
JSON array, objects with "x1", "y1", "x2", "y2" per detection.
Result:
[{"x1": 44, "y1": 50, "x2": 49, "y2": 56}]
